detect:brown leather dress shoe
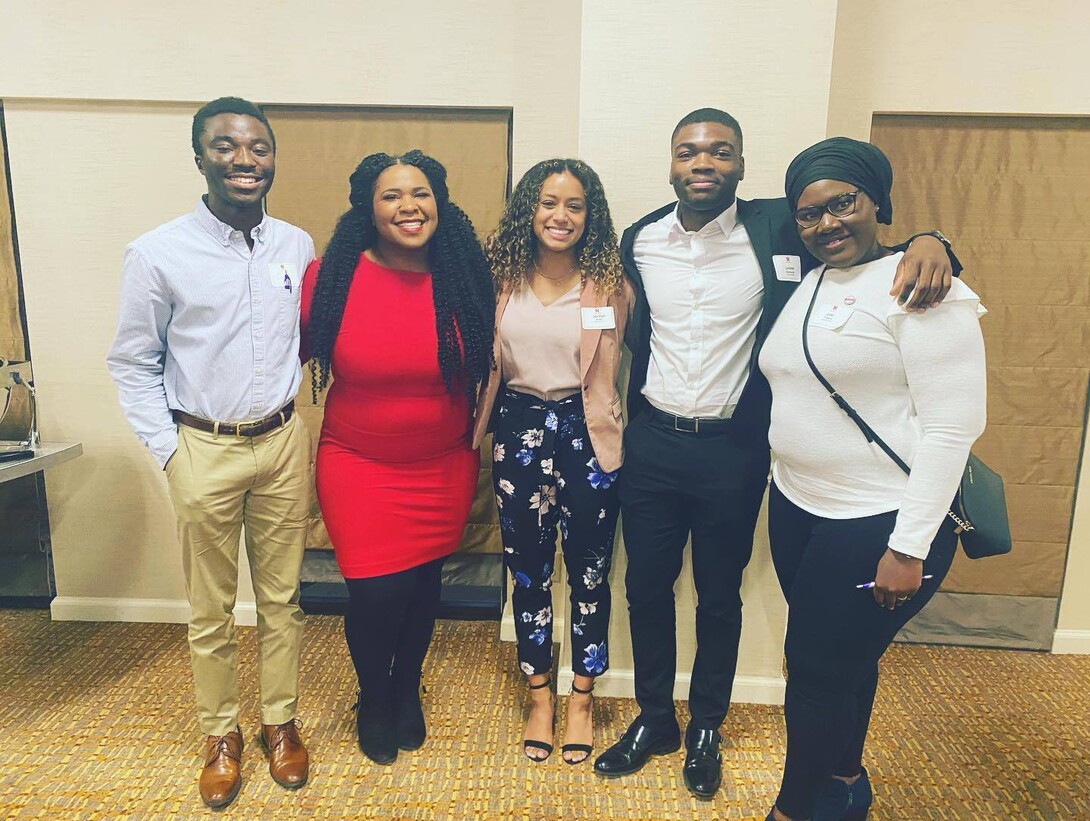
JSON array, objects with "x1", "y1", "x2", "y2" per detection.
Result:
[
  {"x1": 199, "y1": 728, "x2": 243, "y2": 809},
  {"x1": 260, "y1": 719, "x2": 309, "y2": 789}
]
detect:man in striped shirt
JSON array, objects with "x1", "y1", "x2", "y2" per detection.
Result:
[{"x1": 107, "y1": 97, "x2": 314, "y2": 809}]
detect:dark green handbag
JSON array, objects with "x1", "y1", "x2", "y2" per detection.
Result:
[
  {"x1": 947, "y1": 452, "x2": 1012, "y2": 559},
  {"x1": 800, "y1": 267, "x2": 1012, "y2": 559}
]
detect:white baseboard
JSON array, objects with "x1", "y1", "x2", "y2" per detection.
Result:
[
  {"x1": 1052, "y1": 629, "x2": 1090, "y2": 655},
  {"x1": 556, "y1": 668, "x2": 785, "y2": 706},
  {"x1": 499, "y1": 611, "x2": 517, "y2": 643},
  {"x1": 501, "y1": 611, "x2": 785, "y2": 705},
  {"x1": 50, "y1": 596, "x2": 257, "y2": 627}
]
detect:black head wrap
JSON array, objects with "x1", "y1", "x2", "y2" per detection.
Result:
[{"x1": 784, "y1": 137, "x2": 894, "y2": 225}]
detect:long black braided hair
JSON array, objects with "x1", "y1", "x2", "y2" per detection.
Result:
[{"x1": 307, "y1": 150, "x2": 495, "y2": 408}]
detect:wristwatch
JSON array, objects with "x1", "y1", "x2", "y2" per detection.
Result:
[{"x1": 906, "y1": 230, "x2": 952, "y2": 250}]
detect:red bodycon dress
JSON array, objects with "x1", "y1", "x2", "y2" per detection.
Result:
[{"x1": 300, "y1": 254, "x2": 479, "y2": 579}]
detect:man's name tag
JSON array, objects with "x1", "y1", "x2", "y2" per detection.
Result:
[
  {"x1": 773, "y1": 254, "x2": 802, "y2": 282},
  {"x1": 269, "y1": 262, "x2": 299, "y2": 293},
  {"x1": 581, "y1": 306, "x2": 616, "y2": 330},
  {"x1": 808, "y1": 303, "x2": 854, "y2": 330}
]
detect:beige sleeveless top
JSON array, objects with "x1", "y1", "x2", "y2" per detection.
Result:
[{"x1": 499, "y1": 283, "x2": 582, "y2": 402}]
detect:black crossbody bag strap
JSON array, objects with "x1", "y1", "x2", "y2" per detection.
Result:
[{"x1": 800, "y1": 265, "x2": 912, "y2": 476}]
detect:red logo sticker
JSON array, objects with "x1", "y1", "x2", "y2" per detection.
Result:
[{"x1": 843, "y1": 296, "x2": 857, "y2": 306}]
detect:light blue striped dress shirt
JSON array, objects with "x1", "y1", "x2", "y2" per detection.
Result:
[{"x1": 107, "y1": 200, "x2": 316, "y2": 468}]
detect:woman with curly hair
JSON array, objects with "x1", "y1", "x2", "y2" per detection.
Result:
[
  {"x1": 301, "y1": 150, "x2": 494, "y2": 765},
  {"x1": 473, "y1": 158, "x2": 634, "y2": 764}
]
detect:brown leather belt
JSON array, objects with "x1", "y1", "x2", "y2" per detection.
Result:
[{"x1": 172, "y1": 401, "x2": 295, "y2": 438}]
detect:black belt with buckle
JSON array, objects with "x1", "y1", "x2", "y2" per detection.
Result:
[
  {"x1": 649, "y1": 406, "x2": 732, "y2": 434},
  {"x1": 172, "y1": 401, "x2": 294, "y2": 438}
]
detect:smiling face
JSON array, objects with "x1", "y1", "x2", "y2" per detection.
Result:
[
  {"x1": 669, "y1": 121, "x2": 744, "y2": 220},
  {"x1": 195, "y1": 113, "x2": 275, "y2": 215},
  {"x1": 532, "y1": 172, "x2": 587, "y2": 256},
  {"x1": 371, "y1": 163, "x2": 439, "y2": 253},
  {"x1": 795, "y1": 178, "x2": 882, "y2": 267}
]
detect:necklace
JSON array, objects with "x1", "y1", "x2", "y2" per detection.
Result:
[{"x1": 532, "y1": 264, "x2": 579, "y2": 283}]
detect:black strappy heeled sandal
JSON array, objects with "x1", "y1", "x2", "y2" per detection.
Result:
[
  {"x1": 523, "y1": 676, "x2": 555, "y2": 763},
  {"x1": 561, "y1": 681, "x2": 595, "y2": 765}
]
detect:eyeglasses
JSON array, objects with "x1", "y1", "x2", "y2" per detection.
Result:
[{"x1": 792, "y1": 190, "x2": 862, "y2": 228}]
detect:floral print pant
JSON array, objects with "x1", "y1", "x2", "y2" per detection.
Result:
[{"x1": 492, "y1": 389, "x2": 620, "y2": 678}]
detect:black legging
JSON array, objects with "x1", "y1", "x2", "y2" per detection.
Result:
[
  {"x1": 343, "y1": 557, "x2": 445, "y2": 705},
  {"x1": 768, "y1": 482, "x2": 957, "y2": 820}
]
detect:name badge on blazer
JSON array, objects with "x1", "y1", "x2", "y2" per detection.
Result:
[
  {"x1": 581, "y1": 306, "x2": 616, "y2": 330},
  {"x1": 772, "y1": 254, "x2": 802, "y2": 282}
]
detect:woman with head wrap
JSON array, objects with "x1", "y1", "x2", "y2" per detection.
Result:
[{"x1": 759, "y1": 138, "x2": 988, "y2": 820}]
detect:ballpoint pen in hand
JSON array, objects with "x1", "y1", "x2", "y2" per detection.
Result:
[{"x1": 856, "y1": 574, "x2": 933, "y2": 590}]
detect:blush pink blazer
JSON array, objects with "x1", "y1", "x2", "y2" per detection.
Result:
[{"x1": 472, "y1": 277, "x2": 634, "y2": 473}]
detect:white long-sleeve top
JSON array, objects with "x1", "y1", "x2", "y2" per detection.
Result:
[{"x1": 758, "y1": 252, "x2": 987, "y2": 559}]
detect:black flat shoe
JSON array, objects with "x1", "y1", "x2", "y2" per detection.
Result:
[
  {"x1": 561, "y1": 681, "x2": 594, "y2": 765},
  {"x1": 593, "y1": 719, "x2": 681, "y2": 777},
  {"x1": 353, "y1": 690, "x2": 397, "y2": 765},
  {"x1": 682, "y1": 725, "x2": 722, "y2": 799},
  {"x1": 523, "y1": 676, "x2": 555, "y2": 762},
  {"x1": 395, "y1": 682, "x2": 427, "y2": 752},
  {"x1": 812, "y1": 766, "x2": 872, "y2": 820}
]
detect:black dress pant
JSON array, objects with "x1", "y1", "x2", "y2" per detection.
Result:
[
  {"x1": 768, "y1": 482, "x2": 957, "y2": 820},
  {"x1": 619, "y1": 409, "x2": 770, "y2": 732}
]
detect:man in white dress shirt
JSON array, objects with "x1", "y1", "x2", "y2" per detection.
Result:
[
  {"x1": 107, "y1": 97, "x2": 314, "y2": 808},
  {"x1": 593, "y1": 108, "x2": 955, "y2": 799}
]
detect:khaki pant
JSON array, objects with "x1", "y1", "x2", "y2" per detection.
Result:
[{"x1": 165, "y1": 414, "x2": 309, "y2": 736}]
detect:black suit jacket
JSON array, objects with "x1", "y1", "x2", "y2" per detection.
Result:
[{"x1": 620, "y1": 197, "x2": 813, "y2": 444}]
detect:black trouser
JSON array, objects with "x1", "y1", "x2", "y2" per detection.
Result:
[
  {"x1": 492, "y1": 389, "x2": 620, "y2": 678},
  {"x1": 619, "y1": 408, "x2": 770, "y2": 732},
  {"x1": 768, "y1": 482, "x2": 957, "y2": 820},
  {"x1": 343, "y1": 558, "x2": 445, "y2": 709}
]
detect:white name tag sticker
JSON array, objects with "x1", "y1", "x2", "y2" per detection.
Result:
[
  {"x1": 269, "y1": 262, "x2": 299, "y2": 293},
  {"x1": 773, "y1": 254, "x2": 802, "y2": 282},
  {"x1": 808, "y1": 303, "x2": 854, "y2": 330},
  {"x1": 581, "y1": 306, "x2": 616, "y2": 330}
]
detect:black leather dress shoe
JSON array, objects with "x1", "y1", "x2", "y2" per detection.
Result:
[
  {"x1": 682, "y1": 725, "x2": 722, "y2": 799},
  {"x1": 593, "y1": 719, "x2": 681, "y2": 777}
]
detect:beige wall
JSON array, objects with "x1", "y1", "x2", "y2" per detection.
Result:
[
  {"x1": 0, "y1": 1, "x2": 582, "y2": 178},
  {"x1": 564, "y1": 0, "x2": 841, "y2": 700},
  {"x1": 827, "y1": 0, "x2": 1090, "y2": 138},
  {"x1": 0, "y1": 0, "x2": 581, "y2": 620},
  {"x1": 1, "y1": 1, "x2": 1084, "y2": 700},
  {"x1": 1059, "y1": 452, "x2": 1090, "y2": 650},
  {"x1": 828, "y1": 0, "x2": 1090, "y2": 652},
  {"x1": 0, "y1": 0, "x2": 831, "y2": 700}
]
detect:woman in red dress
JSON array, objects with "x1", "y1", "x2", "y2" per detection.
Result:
[{"x1": 301, "y1": 150, "x2": 494, "y2": 765}]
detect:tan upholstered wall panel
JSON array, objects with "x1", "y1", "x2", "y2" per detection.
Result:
[
  {"x1": 264, "y1": 106, "x2": 510, "y2": 555},
  {"x1": 872, "y1": 115, "x2": 1090, "y2": 604},
  {"x1": 1, "y1": 108, "x2": 30, "y2": 438},
  {"x1": 0, "y1": 104, "x2": 44, "y2": 580},
  {"x1": 0, "y1": 108, "x2": 26, "y2": 361}
]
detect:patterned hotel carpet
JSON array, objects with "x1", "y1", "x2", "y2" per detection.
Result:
[{"x1": 0, "y1": 610, "x2": 1087, "y2": 820}]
